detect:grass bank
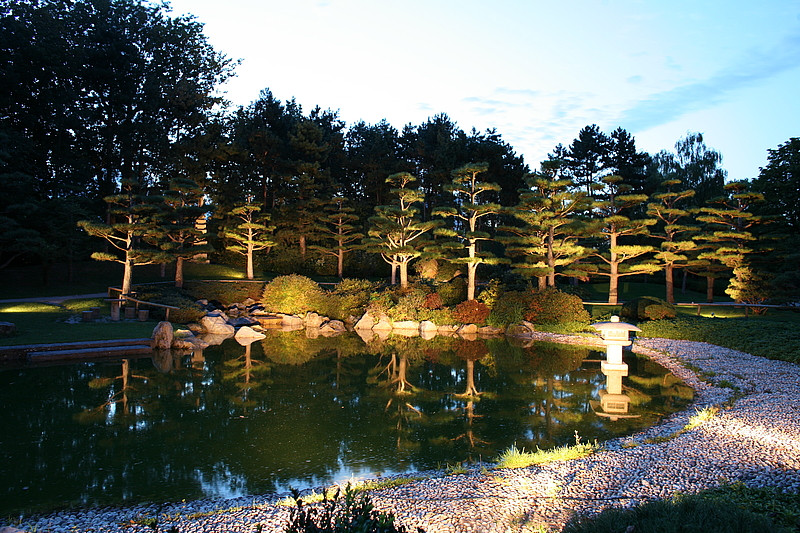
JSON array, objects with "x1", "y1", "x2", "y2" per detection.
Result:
[{"x1": 0, "y1": 299, "x2": 156, "y2": 346}]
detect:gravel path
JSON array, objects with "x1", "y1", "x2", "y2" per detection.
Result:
[{"x1": 6, "y1": 336, "x2": 799, "y2": 533}]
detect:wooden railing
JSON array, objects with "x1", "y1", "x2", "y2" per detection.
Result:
[{"x1": 107, "y1": 287, "x2": 180, "y2": 321}]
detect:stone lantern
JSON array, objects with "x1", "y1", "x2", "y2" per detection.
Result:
[{"x1": 591, "y1": 315, "x2": 640, "y2": 373}]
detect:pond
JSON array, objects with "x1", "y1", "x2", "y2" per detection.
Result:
[{"x1": 0, "y1": 332, "x2": 693, "y2": 516}]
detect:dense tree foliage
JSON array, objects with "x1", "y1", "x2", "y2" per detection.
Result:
[{"x1": 3, "y1": 0, "x2": 796, "y2": 306}]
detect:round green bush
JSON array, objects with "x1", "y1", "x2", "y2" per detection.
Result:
[
  {"x1": 621, "y1": 296, "x2": 677, "y2": 321},
  {"x1": 261, "y1": 274, "x2": 325, "y2": 315},
  {"x1": 524, "y1": 287, "x2": 591, "y2": 325},
  {"x1": 436, "y1": 277, "x2": 467, "y2": 306}
]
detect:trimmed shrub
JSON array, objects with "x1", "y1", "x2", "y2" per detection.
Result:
[
  {"x1": 621, "y1": 296, "x2": 677, "y2": 321},
  {"x1": 524, "y1": 287, "x2": 591, "y2": 325},
  {"x1": 261, "y1": 275, "x2": 325, "y2": 315},
  {"x1": 486, "y1": 290, "x2": 532, "y2": 327},
  {"x1": 453, "y1": 300, "x2": 490, "y2": 325},
  {"x1": 326, "y1": 279, "x2": 378, "y2": 320},
  {"x1": 386, "y1": 286, "x2": 428, "y2": 321},
  {"x1": 436, "y1": 277, "x2": 467, "y2": 306},
  {"x1": 183, "y1": 280, "x2": 266, "y2": 305}
]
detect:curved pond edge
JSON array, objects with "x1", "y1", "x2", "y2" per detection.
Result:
[{"x1": 7, "y1": 333, "x2": 800, "y2": 533}]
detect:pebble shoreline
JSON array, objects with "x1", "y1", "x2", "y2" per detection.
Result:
[{"x1": 5, "y1": 335, "x2": 799, "y2": 533}]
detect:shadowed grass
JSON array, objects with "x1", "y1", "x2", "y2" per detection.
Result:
[{"x1": 561, "y1": 484, "x2": 799, "y2": 533}]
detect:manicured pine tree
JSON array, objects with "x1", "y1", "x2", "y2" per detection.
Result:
[
  {"x1": 220, "y1": 202, "x2": 276, "y2": 279},
  {"x1": 503, "y1": 173, "x2": 592, "y2": 289},
  {"x1": 364, "y1": 173, "x2": 440, "y2": 288},
  {"x1": 694, "y1": 181, "x2": 767, "y2": 304},
  {"x1": 78, "y1": 179, "x2": 166, "y2": 296},
  {"x1": 309, "y1": 197, "x2": 364, "y2": 278},
  {"x1": 151, "y1": 178, "x2": 213, "y2": 288},
  {"x1": 586, "y1": 175, "x2": 660, "y2": 305},
  {"x1": 433, "y1": 163, "x2": 508, "y2": 301},
  {"x1": 646, "y1": 179, "x2": 699, "y2": 304}
]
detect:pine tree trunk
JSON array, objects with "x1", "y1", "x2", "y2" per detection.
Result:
[
  {"x1": 299, "y1": 235, "x2": 306, "y2": 257},
  {"x1": 175, "y1": 256, "x2": 184, "y2": 288},
  {"x1": 467, "y1": 264, "x2": 477, "y2": 301},
  {"x1": 122, "y1": 256, "x2": 133, "y2": 296},
  {"x1": 538, "y1": 276, "x2": 547, "y2": 291},
  {"x1": 467, "y1": 241, "x2": 477, "y2": 300},
  {"x1": 399, "y1": 261, "x2": 409, "y2": 288},
  {"x1": 706, "y1": 276, "x2": 715, "y2": 303},
  {"x1": 246, "y1": 243, "x2": 254, "y2": 280},
  {"x1": 608, "y1": 233, "x2": 619, "y2": 305},
  {"x1": 547, "y1": 226, "x2": 556, "y2": 287},
  {"x1": 665, "y1": 263, "x2": 675, "y2": 304},
  {"x1": 337, "y1": 249, "x2": 344, "y2": 278}
]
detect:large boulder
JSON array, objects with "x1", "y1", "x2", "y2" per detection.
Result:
[
  {"x1": 228, "y1": 316, "x2": 259, "y2": 328},
  {"x1": 478, "y1": 325, "x2": 504, "y2": 336},
  {"x1": 304, "y1": 312, "x2": 326, "y2": 328},
  {"x1": 152, "y1": 321, "x2": 174, "y2": 350},
  {"x1": 235, "y1": 326, "x2": 266, "y2": 344},
  {"x1": 372, "y1": 315, "x2": 393, "y2": 332},
  {"x1": 319, "y1": 320, "x2": 347, "y2": 337},
  {"x1": 392, "y1": 320, "x2": 419, "y2": 331},
  {"x1": 279, "y1": 314, "x2": 304, "y2": 328},
  {"x1": 200, "y1": 315, "x2": 235, "y2": 335},
  {"x1": 354, "y1": 312, "x2": 375, "y2": 331},
  {"x1": 506, "y1": 322, "x2": 535, "y2": 337}
]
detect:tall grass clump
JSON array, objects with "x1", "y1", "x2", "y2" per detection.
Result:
[{"x1": 496, "y1": 433, "x2": 597, "y2": 469}]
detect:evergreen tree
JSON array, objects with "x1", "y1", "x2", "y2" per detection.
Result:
[
  {"x1": 152, "y1": 178, "x2": 212, "y2": 288},
  {"x1": 585, "y1": 175, "x2": 659, "y2": 304},
  {"x1": 565, "y1": 125, "x2": 609, "y2": 197},
  {"x1": 309, "y1": 197, "x2": 363, "y2": 278},
  {"x1": 646, "y1": 179, "x2": 698, "y2": 303},
  {"x1": 220, "y1": 202, "x2": 275, "y2": 279},
  {"x1": 364, "y1": 173, "x2": 439, "y2": 288},
  {"x1": 433, "y1": 163, "x2": 507, "y2": 300},
  {"x1": 694, "y1": 181, "x2": 766, "y2": 304},
  {"x1": 503, "y1": 173, "x2": 591, "y2": 289},
  {"x1": 78, "y1": 179, "x2": 165, "y2": 295}
]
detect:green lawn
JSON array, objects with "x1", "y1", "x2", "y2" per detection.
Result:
[{"x1": 0, "y1": 299, "x2": 158, "y2": 345}]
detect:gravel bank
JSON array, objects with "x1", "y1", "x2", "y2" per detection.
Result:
[{"x1": 6, "y1": 336, "x2": 799, "y2": 533}]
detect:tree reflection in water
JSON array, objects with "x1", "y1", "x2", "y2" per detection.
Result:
[{"x1": 0, "y1": 332, "x2": 693, "y2": 516}]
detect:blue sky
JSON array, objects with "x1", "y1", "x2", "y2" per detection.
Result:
[{"x1": 168, "y1": 0, "x2": 800, "y2": 181}]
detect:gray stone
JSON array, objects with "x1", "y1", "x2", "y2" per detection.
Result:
[
  {"x1": 354, "y1": 312, "x2": 375, "y2": 331},
  {"x1": 200, "y1": 315, "x2": 235, "y2": 335},
  {"x1": 279, "y1": 314, "x2": 304, "y2": 327},
  {"x1": 478, "y1": 325, "x2": 504, "y2": 336},
  {"x1": 304, "y1": 312, "x2": 326, "y2": 328},
  {"x1": 372, "y1": 315, "x2": 393, "y2": 332},
  {"x1": 152, "y1": 321, "x2": 174, "y2": 350},
  {"x1": 234, "y1": 326, "x2": 266, "y2": 342},
  {"x1": 392, "y1": 320, "x2": 419, "y2": 331}
]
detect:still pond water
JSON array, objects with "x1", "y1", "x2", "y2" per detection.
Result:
[{"x1": 0, "y1": 332, "x2": 693, "y2": 515}]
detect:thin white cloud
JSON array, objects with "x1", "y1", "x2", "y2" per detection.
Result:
[{"x1": 617, "y1": 30, "x2": 800, "y2": 131}]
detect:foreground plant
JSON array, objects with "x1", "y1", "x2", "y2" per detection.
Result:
[{"x1": 284, "y1": 484, "x2": 424, "y2": 533}]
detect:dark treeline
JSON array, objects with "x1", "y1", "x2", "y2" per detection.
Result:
[{"x1": 2, "y1": 0, "x2": 798, "y2": 304}]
